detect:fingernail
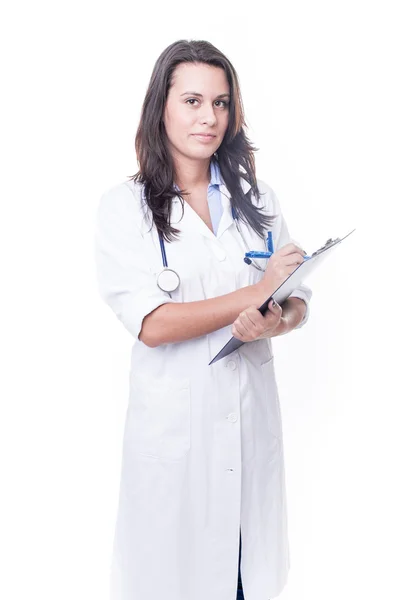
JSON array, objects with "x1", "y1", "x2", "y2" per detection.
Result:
[{"x1": 272, "y1": 299, "x2": 276, "y2": 307}]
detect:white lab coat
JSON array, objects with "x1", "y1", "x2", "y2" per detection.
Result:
[{"x1": 94, "y1": 174, "x2": 312, "y2": 600}]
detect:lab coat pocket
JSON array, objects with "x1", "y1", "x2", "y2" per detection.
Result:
[
  {"x1": 260, "y1": 357, "x2": 283, "y2": 439},
  {"x1": 127, "y1": 372, "x2": 191, "y2": 461}
]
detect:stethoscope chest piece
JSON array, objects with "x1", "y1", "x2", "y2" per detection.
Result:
[{"x1": 157, "y1": 267, "x2": 180, "y2": 293}]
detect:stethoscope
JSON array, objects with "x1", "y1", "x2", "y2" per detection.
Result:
[{"x1": 156, "y1": 204, "x2": 273, "y2": 293}]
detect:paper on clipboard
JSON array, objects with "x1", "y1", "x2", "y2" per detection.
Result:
[{"x1": 208, "y1": 229, "x2": 355, "y2": 365}]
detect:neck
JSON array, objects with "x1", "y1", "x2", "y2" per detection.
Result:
[{"x1": 174, "y1": 156, "x2": 212, "y2": 191}]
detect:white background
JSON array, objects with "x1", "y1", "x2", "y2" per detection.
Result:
[{"x1": 1, "y1": 1, "x2": 398, "y2": 599}]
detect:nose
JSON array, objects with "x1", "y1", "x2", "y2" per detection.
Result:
[{"x1": 199, "y1": 103, "x2": 218, "y2": 126}]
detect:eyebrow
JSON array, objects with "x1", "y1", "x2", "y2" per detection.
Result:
[{"x1": 180, "y1": 91, "x2": 230, "y2": 99}]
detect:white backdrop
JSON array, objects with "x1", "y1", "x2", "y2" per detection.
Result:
[{"x1": 1, "y1": 1, "x2": 398, "y2": 599}]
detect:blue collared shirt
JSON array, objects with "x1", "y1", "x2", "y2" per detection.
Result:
[
  {"x1": 207, "y1": 158, "x2": 224, "y2": 235},
  {"x1": 174, "y1": 158, "x2": 224, "y2": 236}
]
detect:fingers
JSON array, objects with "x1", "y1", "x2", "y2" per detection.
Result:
[
  {"x1": 232, "y1": 322, "x2": 246, "y2": 338},
  {"x1": 233, "y1": 305, "x2": 263, "y2": 339},
  {"x1": 268, "y1": 299, "x2": 282, "y2": 313},
  {"x1": 271, "y1": 244, "x2": 306, "y2": 272},
  {"x1": 284, "y1": 252, "x2": 307, "y2": 266},
  {"x1": 237, "y1": 306, "x2": 261, "y2": 333},
  {"x1": 277, "y1": 243, "x2": 307, "y2": 258},
  {"x1": 233, "y1": 301, "x2": 283, "y2": 341}
]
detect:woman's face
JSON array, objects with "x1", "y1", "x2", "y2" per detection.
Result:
[{"x1": 163, "y1": 62, "x2": 230, "y2": 165}]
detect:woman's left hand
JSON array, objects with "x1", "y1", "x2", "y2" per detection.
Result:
[{"x1": 232, "y1": 299, "x2": 285, "y2": 342}]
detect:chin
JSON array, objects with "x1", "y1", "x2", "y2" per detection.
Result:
[{"x1": 181, "y1": 150, "x2": 214, "y2": 161}]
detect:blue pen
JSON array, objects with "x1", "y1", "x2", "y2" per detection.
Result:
[
  {"x1": 245, "y1": 250, "x2": 311, "y2": 260},
  {"x1": 245, "y1": 231, "x2": 311, "y2": 260}
]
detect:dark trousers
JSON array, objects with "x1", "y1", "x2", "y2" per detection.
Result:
[{"x1": 236, "y1": 529, "x2": 244, "y2": 599}]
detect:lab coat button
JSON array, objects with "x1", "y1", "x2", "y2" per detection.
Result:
[
  {"x1": 227, "y1": 412, "x2": 238, "y2": 423},
  {"x1": 227, "y1": 360, "x2": 236, "y2": 370}
]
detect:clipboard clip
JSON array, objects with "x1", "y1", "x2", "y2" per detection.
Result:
[{"x1": 311, "y1": 236, "x2": 341, "y2": 257}]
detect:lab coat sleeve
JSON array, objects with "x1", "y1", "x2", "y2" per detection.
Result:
[
  {"x1": 94, "y1": 182, "x2": 177, "y2": 342},
  {"x1": 265, "y1": 183, "x2": 312, "y2": 330}
]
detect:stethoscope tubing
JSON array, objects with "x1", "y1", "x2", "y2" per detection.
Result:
[
  {"x1": 158, "y1": 205, "x2": 268, "y2": 271},
  {"x1": 156, "y1": 192, "x2": 277, "y2": 293}
]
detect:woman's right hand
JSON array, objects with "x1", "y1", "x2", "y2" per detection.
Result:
[{"x1": 257, "y1": 243, "x2": 307, "y2": 295}]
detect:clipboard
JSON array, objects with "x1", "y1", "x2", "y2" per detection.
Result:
[{"x1": 209, "y1": 229, "x2": 356, "y2": 365}]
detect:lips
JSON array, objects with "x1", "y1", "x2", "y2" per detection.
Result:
[
  {"x1": 192, "y1": 134, "x2": 216, "y2": 137},
  {"x1": 192, "y1": 134, "x2": 217, "y2": 143}
]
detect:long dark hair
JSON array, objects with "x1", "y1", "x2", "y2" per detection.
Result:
[{"x1": 129, "y1": 39, "x2": 277, "y2": 242}]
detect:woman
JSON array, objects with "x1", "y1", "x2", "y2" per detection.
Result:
[{"x1": 95, "y1": 39, "x2": 312, "y2": 600}]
